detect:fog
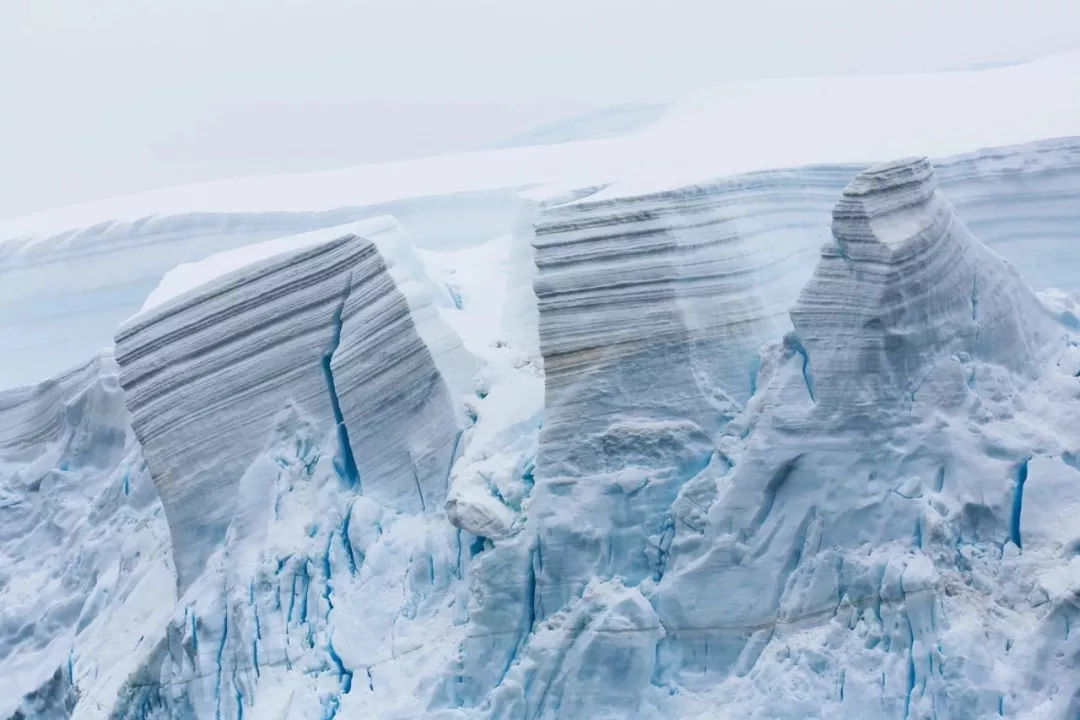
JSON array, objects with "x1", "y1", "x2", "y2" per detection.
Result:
[{"x1": 2, "y1": 0, "x2": 1078, "y2": 219}]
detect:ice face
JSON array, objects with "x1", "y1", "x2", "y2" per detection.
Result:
[
  {"x1": 647, "y1": 161, "x2": 1080, "y2": 717},
  {"x1": 0, "y1": 354, "x2": 173, "y2": 720},
  {"x1": 114, "y1": 220, "x2": 468, "y2": 591},
  {"x1": 790, "y1": 156, "x2": 1060, "y2": 416},
  {"x1": 3, "y1": 142, "x2": 1080, "y2": 719}
]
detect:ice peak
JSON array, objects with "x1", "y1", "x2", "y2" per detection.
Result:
[
  {"x1": 845, "y1": 155, "x2": 933, "y2": 195},
  {"x1": 831, "y1": 156, "x2": 942, "y2": 253},
  {"x1": 791, "y1": 158, "x2": 1060, "y2": 415}
]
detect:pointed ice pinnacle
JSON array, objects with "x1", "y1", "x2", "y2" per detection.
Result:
[{"x1": 789, "y1": 157, "x2": 1060, "y2": 419}]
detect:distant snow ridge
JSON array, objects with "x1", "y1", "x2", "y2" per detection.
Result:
[{"x1": 114, "y1": 219, "x2": 468, "y2": 589}]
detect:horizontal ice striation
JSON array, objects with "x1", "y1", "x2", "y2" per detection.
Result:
[
  {"x1": 649, "y1": 161, "x2": 1080, "y2": 717},
  {"x1": 530, "y1": 137, "x2": 1080, "y2": 423},
  {"x1": 114, "y1": 219, "x2": 467, "y2": 590},
  {"x1": 0, "y1": 189, "x2": 519, "y2": 388},
  {"x1": 931, "y1": 137, "x2": 1080, "y2": 289},
  {"x1": 524, "y1": 140, "x2": 1080, "y2": 619},
  {"x1": 0, "y1": 352, "x2": 122, "y2": 462},
  {"x1": 533, "y1": 180, "x2": 790, "y2": 440},
  {"x1": 528, "y1": 181, "x2": 786, "y2": 616},
  {"x1": 790, "y1": 157, "x2": 1059, "y2": 416}
]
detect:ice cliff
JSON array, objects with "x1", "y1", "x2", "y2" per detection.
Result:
[
  {"x1": 790, "y1": 156, "x2": 1057, "y2": 413},
  {"x1": 647, "y1": 159, "x2": 1080, "y2": 718},
  {"x1": 3, "y1": 56, "x2": 1080, "y2": 719},
  {"x1": 114, "y1": 218, "x2": 469, "y2": 589}
]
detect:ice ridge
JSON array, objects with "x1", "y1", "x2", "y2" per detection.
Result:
[{"x1": 790, "y1": 156, "x2": 1059, "y2": 416}]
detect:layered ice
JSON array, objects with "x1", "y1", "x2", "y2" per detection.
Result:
[
  {"x1": 647, "y1": 161, "x2": 1080, "y2": 717},
  {"x1": 4, "y1": 153, "x2": 1080, "y2": 719},
  {"x1": 790, "y1": 156, "x2": 1058, "y2": 415},
  {"x1": 4, "y1": 53, "x2": 1080, "y2": 720},
  {"x1": 114, "y1": 218, "x2": 469, "y2": 589}
]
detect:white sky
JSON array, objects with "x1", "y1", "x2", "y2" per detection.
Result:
[{"x1": 2, "y1": 0, "x2": 1078, "y2": 220}]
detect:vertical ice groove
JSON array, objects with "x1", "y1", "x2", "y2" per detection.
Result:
[
  {"x1": 409, "y1": 455, "x2": 427, "y2": 512},
  {"x1": 214, "y1": 607, "x2": 229, "y2": 720},
  {"x1": 341, "y1": 502, "x2": 358, "y2": 575},
  {"x1": 495, "y1": 547, "x2": 538, "y2": 687},
  {"x1": 793, "y1": 338, "x2": 815, "y2": 403},
  {"x1": 327, "y1": 633, "x2": 354, "y2": 695},
  {"x1": 904, "y1": 620, "x2": 916, "y2": 719},
  {"x1": 322, "y1": 273, "x2": 360, "y2": 490},
  {"x1": 1009, "y1": 458, "x2": 1030, "y2": 549},
  {"x1": 322, "y1": 531, "x2": 335, "y2": 619}
]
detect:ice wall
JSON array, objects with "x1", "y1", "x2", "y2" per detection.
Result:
[
  {"x1": 114, "y1": 220, "x2": 468, "y2": 589},
  {"x1": 648, "y1": 160, "x2": 1080, "y2": 717},
  {"x1": 790, "y1": 156, "x2": 1059, "y2": 416},
  {"x1": 3, "y1": 145, "x2": 1080, "y2": 719}
]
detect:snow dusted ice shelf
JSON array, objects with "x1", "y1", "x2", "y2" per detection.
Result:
[
  {"x1": 3, "y1": 137, "x2": 1079, "y2": 390},
  {"x1": 3, "y1": 53, "x2": 1080, "y2": 720},
  {"x1": 3, "y1": 50, "x2": 1080, "y2": 388}
]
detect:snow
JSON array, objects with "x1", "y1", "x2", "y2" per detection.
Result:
[
  {"x1": 597, "y1": 49, "x2": 1080, "y2": 200},
  {"x1": 2, "y1": 50, "x2": 1078, "y2": 243},
  {"x1": 137, "y1": 217, "x2": 402, "y2": 314}
]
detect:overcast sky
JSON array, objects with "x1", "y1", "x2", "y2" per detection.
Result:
[{"x1": 2, "y1": 0, "x2": 1078, "y2": 220}]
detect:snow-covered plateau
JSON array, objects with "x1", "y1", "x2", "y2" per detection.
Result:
[{"x1": 2, "y1": 54, "x2": 1080, "y2": 719}]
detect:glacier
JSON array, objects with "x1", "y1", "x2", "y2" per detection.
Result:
[
  {"x1": 113, "y1": 218, "x2": 470, "y2": 589},
  {"x1": 2, "y1": 54, "x2": 1080, "y2": 720}
]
